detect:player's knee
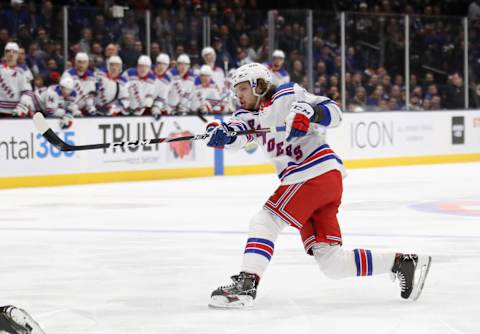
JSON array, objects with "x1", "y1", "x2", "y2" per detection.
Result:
[
  {"x1": 313, "y1": 243, "x2": 346, "y2": 280},
  {"x1": 248, "y1": 209, "x2": 284, "y2": 239}
]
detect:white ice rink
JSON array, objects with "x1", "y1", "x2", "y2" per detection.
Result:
[{"x1": 1, "y1": 162, "x2": 479, "y2": 334}]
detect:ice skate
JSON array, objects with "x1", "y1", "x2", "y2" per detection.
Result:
[
  {"x1": 209, "y1": 272, "x2": 259, "y2": 309},
  {"x1": 391, "y1": 253, "x2": 432, "y2": 301},
  {"x1": 0, "y1": 305, "x2": 45, "y2": 334}
]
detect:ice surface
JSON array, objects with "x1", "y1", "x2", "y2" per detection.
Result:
[{"x1": 0, "y1": 163, "x2": 479, "y2": 334}]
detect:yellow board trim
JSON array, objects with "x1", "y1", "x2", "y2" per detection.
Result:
[
  {"x1": 1, "y1": 153, "x2": 479, "y2": 189},
  {"x1": 0, "y1": 167, "x2": 213, "y2": 189},
  {"x1": 224, "y1": 153, "x2": 480, "y2": 175}
]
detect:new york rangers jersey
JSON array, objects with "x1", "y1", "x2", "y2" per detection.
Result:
[
  {"x1": 30, "y1": 85, "x2": 78, "y2": 117},
  {"x1": 95, "y1": 67, "x2": 129, "y2": 115},
  {"x1": 192, "y1": 76, "x2": 221, "y2": 112},
  {"x1": 152, "y1": 72, "x2": 172, "y2": 113},
  {"x1": 122, "y1": 68, "x2": 156, "y2": 114},
  {"x1": 264, "y1": 62, "x2": 290, "y2": 87},
  {"x1": 17, "y1": 64, "x2": 33, "y2": 83},
  {"x1": 210, "y1": 66, "x2": 226, "y2": 92},
  {"x1": 167, "y1": 67, "x2": 196, "y2": 112},
  {"x1": 0, "y1": 64, "x2": 32, "y2": 114},
  {"x1": 224, "y1": 82, "x2": 345, "y2": 185},
  {"x1": 61, "y1": 68, "x2": 96, "y2": 112}
]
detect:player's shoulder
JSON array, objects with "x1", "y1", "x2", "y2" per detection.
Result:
[
  {"x1": 279, "y1": 68, "x2": 289, "y2": 76},
  {"x1": 146, "y1": 71, "x2": 155, "y2": 82},
  {"x1": 168, "y1": 67, "x2": 179, "y2": 77},
  {"x1": 194, "y1": 76, "x2": 201, "y2": 86},
  {"x1": 233, "y1": 108, "x2": 259, "y2": 119},
  {"x1": 271, "y1": 82, "x2": 297, "y2": 104},
  {"x1": 65, "y1": 68, "x2": 77, "y2": 77},
  {"x1": 125, "y1": 67, "x2": 137, "y2": 77}
]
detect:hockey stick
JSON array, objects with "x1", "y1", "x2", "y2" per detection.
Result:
[{"x1": 33, "y1": 112, "x2": 285, "y2": 152}]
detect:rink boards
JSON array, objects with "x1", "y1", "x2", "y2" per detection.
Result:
[{"x1": 1, "y1": 110, "x2": 480, "y2": 188}]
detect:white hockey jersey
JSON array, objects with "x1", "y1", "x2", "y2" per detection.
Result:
[
  {"x1": 17, "y1": 64, "x2": 33, "y2": 83},
  {"x1": 224, "y1": 82, "x2": 345, "y2": 185},
  {"x1": 30, "y1": 85, "x2": 78, "y2": 117},
  {"x1": 210, "y1": 66, "x2": 225, "y2": 92},
  {"x1": 152, "y1": 72, "x2": 172, "y2": 112},
  {"x1": 61, "y1": 68, "x2": 96, "y2": 112},
  {"x1": 264, "y1": 62, "x2": 290, "y2": 87},
  {"x1": 95, "y1": 67, "x2": 129, "y2": 115},
  {"x1": 0, "y1": 63, "x2": 32, "y2": 114},
  {"x1": 167, "y1": 67, "x2": 196, "y2": 112},
  {"x1": 122, "y1": 68, "x2": 156, "y2": 114},
  {"x1": 192, "y1": 76, "x2": 222, "y2": 112}
]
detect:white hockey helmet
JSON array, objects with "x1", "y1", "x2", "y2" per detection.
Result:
[
  {"x1": 177, "y1": 54, "x2": 191, "y2": 65},
  {"x1": 107, "y1": 56, "x2": 122, "y2": 66},
  {"x1": 156, "y1": 53, "x2": 170, "y2": 65},
  {"x1": 75, "y1": 52, "x2": 89, "y2": 62},
  {"x1": 60, "y1": 76, "x2": 74, "y2": 91},
  {"x1": 137, "y1": 55, "x2": 152, "y2": 67},
  {"x1": 5, "y1": 42, "x2": 19, "y2": 52},
  {"x1": 272, "y1": 49, "x2": 286, "y2": 59},
  {"x1": 201, "y1": 46, "x2": 215, "y2": 59},
  {"x1": 199, "y1": 65, "x2": 212, "y2": 76},
  {"x1": 231, "y1": 63, "x2": 272, "y2": 97}
]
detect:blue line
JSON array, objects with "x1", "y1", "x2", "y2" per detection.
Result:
[{"x1": 213, "y1": 114, "x2": 224, "y2": 176}]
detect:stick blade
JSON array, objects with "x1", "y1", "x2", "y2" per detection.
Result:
[{"x1": 33, "y1": 112, "x2": 50, "y2": 134}]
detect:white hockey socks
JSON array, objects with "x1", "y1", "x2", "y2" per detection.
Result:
[
  {"x1": 241, "y1": 209, "x2": 286, "y2": 277},
  {"x1": 313, "y1": 243, "x2": 396, "y2": 279}
]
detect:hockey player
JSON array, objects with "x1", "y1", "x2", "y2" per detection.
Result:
[
  {"x1": 95, "y1": 56, "x2": 129, "y2": 116},
  {"x1": 205, "y1": 63, "x2": 432, "y2": 308},
  {"x1": 61, "y1": 52, "x2": 96, "y2": 115},
  {"x1": 264, "y1": 49, "x2": 290, "y2": 86},
  {"x1": 201, "y1": 46, "x2": 226, "y2": 92},
  {"x1": 151, "y1": 53, "x2": 172, "y2": 120},
  {"x1": 122, "y1": 55, "x2": 155, "y2": 116},
  {"x1": 17, "y1": 47, "x2": 34, "y2": 86},
  {"x1": 17, "y1": 76, "x2": 79, "y2": 129},
  {"x1": 192, "y1": 65, "x2": 222, "y2": 114},
  {"x1": 0, "y1": 42, "x2": 32, "y2": 117},
  {"x1": 167, "y1": 54, "x2": 196, "y2": 114}
]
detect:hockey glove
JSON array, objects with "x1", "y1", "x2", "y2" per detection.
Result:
[
  {"x1": 206, "y1": 121, "x2": 236, "y2": 148},
  {"x1": 286, "y1": 101, "x2": 315, "y2": 142}
]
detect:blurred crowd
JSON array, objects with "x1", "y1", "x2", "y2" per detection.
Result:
[{"x1": 0, "y1": 0, "x2": 479, "y2": 120}]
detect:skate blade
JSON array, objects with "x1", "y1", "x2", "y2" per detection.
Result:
[
  {"x1": 409, "y1": 256, "x2": 432, "y2": 301},
  {"x1": 208, "y1": 295, "x2": 254, "y2": 309}
]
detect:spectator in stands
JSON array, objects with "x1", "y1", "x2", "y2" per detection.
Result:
[
  {"x1": 79, "y1": 28, "x2": 93, "y2": 54},
  {"x1": 263, "y1": 50, "x2": 290, "y2": 86},
  {"x1": 201, "y1": 46, "x2": 226, "y2": 92},
  {"x1": 431, "y1": 95, "x2": 442, "y2": 109},
  {"x1": 389, "y1": 84, "x2": 404, "y2": 108},
  {"x1": 290, "y1": 59, "x2": 305, "y2": 84},
  {"x1": 352, "y1": 86, "x2": 367, "y2": 109},
  {"x1": 0, "y1": 29, "x2": 9, "y2": 53},
  {"x1": 150, "y1": 42, "x2": 161, "y2": 63},
  {"x1": 410, "y1": 96, "x2": 423, "y2": 110},
  {"x1": 120, "y1": 33, "x2": 140, "y2": 68},
  {"x1": 238, "y1": 33, "x2": 257, "y2": 62},
  {"x1": 445, "y1": 72, "x2": 465, "y2": 109},
  {"x1": 365, "y1": 74, "x2": 380, "y2": 96},
  {"x1": 367, "y1": 85, "x2": 385, "y2": 108}
]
